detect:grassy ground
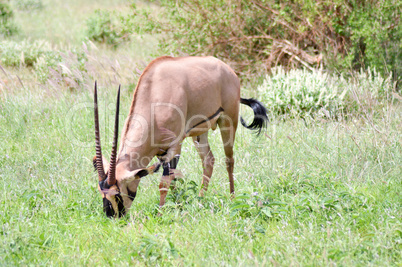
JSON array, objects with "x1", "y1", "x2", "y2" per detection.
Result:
[
  {"x1": 0, "y1": 86, "x2": 401, "y2": 265},
  {"x1": 1, "y1": 1, "x2": 401, "y2": 266},
  {"x1": 11, "y1": 0, "x2": 129, "y2": 45}
]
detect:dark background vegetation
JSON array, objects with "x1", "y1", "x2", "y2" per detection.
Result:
[
  {"x1": 139, "y1": 0, "x2": 401, "y2": 85},
  {"x1": 133, "y1": 0, "x2": 400, "y2": 85}
]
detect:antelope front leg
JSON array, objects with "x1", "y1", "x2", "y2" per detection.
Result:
[
  {"x1": 159, "y1": 163, "x2": 172, "y2": 207},
  {"x1": 158, "y1": 155, "x2": 180, "y2": 207}
]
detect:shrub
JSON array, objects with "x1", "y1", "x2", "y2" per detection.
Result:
[
  {"x1": 0, "y1": 40, "x2": 54, "y2": 67},
  {"x1": 0, "y1": 1, "x2": 18, "y2": 36},
  {"x1": 257, "y1": 67, "x2": 346, "y2": 116},
  {"x1": 41, "y1": 48, "x2": 89, "y2": 87},
  {"x1": 33, "y1": 51, "x2": 62, "y2": 82},
  {"x1": 11, "y1": 0, "x2": 43, "y2": 11},
  {"x1": 257, "y1": 67, "x2": 394, "y2": 117},
  {"x1": 85, "y1": 9, "x2": 131, "y2": 47},
  {"x1": 0, "y1": 40, "x2": 88, "y2": 85}
]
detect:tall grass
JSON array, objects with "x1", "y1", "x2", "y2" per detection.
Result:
[{"x1": 0, "y1": 80, "x2": 401, "y2": 265}]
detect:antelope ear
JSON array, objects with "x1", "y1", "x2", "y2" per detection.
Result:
[
  {"x1": 135, "y1": 169, "x2": 150, "y2": 178},
  {"x1": 120, "y1": 168, "x2": 150, "y2": 183}
]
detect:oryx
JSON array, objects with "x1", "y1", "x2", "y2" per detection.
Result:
[{"x1": 93, "y1": 56, "x2": 268, "y2": 217}]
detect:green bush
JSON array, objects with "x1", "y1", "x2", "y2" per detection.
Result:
[
  {"x1": 0, "y1": 40, "x2": 54, "y2": 67},
  {"x1": 258, "y1": 67, "x2": 346, "y2": 116},
  {"x1": 39, "y1": 48, "x2": 89, "y2": 86},
  {"x1": 0, "y1": 40, "x2": 88, "y2": 84},
  {"x1": 85, "y1": 9, "x2": 131, "y2": 47},
  {"x1": 11, "y1": 0, "x2": 43, "y2": 11},
  {"x1": 0, "y1": 1, "x2": 18, "y2": 36},
  {"x1": 257, "y1": 67, "x2": 394, "y2": 117},
  {"x1": 33, "y1": 51, "x2": 62, "y2": 82}
]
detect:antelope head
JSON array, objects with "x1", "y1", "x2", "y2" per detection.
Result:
[{"x1": 93, "y1": 82, "x2": 152, "y2": 218}]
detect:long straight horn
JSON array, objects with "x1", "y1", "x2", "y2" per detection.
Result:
[
  {"x1": 94, "y1": 81, "x2": 106, "y2": 181},
  {"x1": 107, "y1": 85, "x2": 120, "y2": 186}
]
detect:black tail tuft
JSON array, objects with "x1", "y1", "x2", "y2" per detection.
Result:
[{"x1": 240, "y1": 98, "x2": 268, "y2": 135}]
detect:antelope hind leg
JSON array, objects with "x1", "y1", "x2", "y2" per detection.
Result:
[
  {"x1": 218, "y1": 117, "x2": 237, "y2": 195},
  {"x1": 192, "y1": 132, "x2": 215, "y2": 197}
]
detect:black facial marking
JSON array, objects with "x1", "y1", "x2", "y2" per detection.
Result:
[
  {"x1": 127, "y1": 187, "x2": 137, "y2": 201},
  {"x1": 103, "y1": 197, "x2": 115, "y2": 217},
  {"x1": 100, "y1": 179, "x2": 126, "y2": 218},
  {"x1": 116, "y1": 194, "x2": 126, "y2": 217},
  {"x1": 99, "y1": 178, "x2": 113, "y2": 189},
  {"x1": 102, "y1": 195, "x2": 126, "y2": 218}
]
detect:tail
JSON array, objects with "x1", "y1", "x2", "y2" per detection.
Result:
[{"x1": 240, "y1": 98, "x2": 268, "y2": 135}]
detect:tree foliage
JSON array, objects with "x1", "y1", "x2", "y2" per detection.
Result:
[{"x1": 85, "y1": 9, "x2": 131, "y2": 47}]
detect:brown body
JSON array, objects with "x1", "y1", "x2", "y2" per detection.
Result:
[{"x1": 94, "y1": 56, "x2": 267, "y2": 217}]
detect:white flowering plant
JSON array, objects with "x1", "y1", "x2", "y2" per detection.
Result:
[{"x1": 257, "y1": 67, "x2": 394, "y2": 117}]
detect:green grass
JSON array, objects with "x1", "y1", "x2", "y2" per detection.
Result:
[
  {"x1": 1, "y1": 0, "x2": 401, "y2": 265},
  {"x1": 10, "y1": 0, "x2": 129, "y2": 45},
  {"x1": 0, "y1": 85, "x2": 401, "y2": 265}
]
